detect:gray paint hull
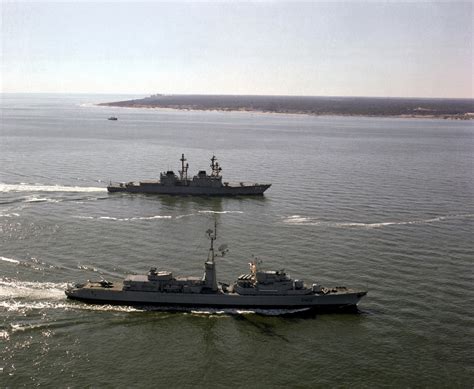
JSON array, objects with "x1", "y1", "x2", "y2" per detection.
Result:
[
  {"x1": 107, "y1": 183, "x2": 271, "y2": 196},
  {"x1": 66, "y1": 288, "x2": 366, "y2": 310}
]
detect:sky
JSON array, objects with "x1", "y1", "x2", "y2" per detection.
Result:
[{"x1": 1, "y1": 1, "x2": 472, "y2": 98}]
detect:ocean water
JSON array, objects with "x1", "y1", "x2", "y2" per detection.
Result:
[{"x1": 0, "y1": 94, "x2": 473, "y2": 387}]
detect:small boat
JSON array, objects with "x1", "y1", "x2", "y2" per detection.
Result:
[{"x1": 108, "y1": 116, "x2": 118, "y2": 121}]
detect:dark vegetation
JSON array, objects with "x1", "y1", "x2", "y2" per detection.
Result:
[{"x1": 100, "y1": 94, "x2": 474, "y2": 119}]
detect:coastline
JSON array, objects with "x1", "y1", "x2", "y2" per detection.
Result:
[{"x1": 97, "y1": 102, "x2": 473, "y2": 120}]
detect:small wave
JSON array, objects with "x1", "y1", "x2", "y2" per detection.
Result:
[
  {"x1": 283, "y1": 214, "x2": 474, "y2": 229},
  {"x1": 10, "y1": 322, "x2": 50, "y2": 333},
  {"x1": 24, "y1": 196, "x2": 61, "y2": 203},
  {"x1": 74, "y1": 211, "x2": 243, "y2": 222},
  {"x1": 0, "y1": 256, "x2": 58, "y2": 271},
  {"x1": 0, "y1": 213, "x2": 20, "y2": 218},
  {"x1": 133, "y1": 215, "x2": 172, "y2": 221},
  {"x1": 175, "y1": 213, "x2": 197, "y2": 219},
  {"x1": 285, "y1": 215, "x2": 312, "y2": 224},
  {"x1": 0, "y1": 256, "x2": 20, "y2": 264},
  {"x1": 0, "y1": 183, "x2": 107, "y2": 193},
  {"x1": 198, "y1": 210, "x2": 244, "y2": 215},
  {"x1": 0, "y1": 330, "x2": 10, "y2": 340},
  {"x1": 77, "y1": 264, "x2": 98, "y2": 272}
]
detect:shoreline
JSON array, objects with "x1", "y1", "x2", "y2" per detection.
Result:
[{"x1": 97, "y1": 103, "x2": 473, "y2": 120}]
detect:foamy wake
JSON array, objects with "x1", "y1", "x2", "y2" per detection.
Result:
[
  {"x1": 0, "y1": 299, "x2": 308, "y2": 317},
  {"x1": 283, "y1": 214, "x2": 474, "y2": 228},
  {"x1": 0, "y1": 279, "x2": 67, "y2": 300},
  {"x1": 75, "y1": 210, "x2": 244, "y2": 222},
  {"x1": 0, "y1": 277, "x2": 310, "y2": 317},
  {"x1": 0, "y1": 213, "x2": 20, "y2": 218},
  {"x1": 0, "y1": 300, "x2": 140, "y2": 314},
  {"x1": 0, "y1": 278, "x2": 140, "y2": 314},
  {"x1": 189, "y1": 307, "x2": 311, "y2": 316},
  {"x1": 77, "y1": 264, "x2": 98, "y2": 272},
  {"x1": 0, "y1": 256, "x2": 20, "y2": 264},
  {"x1": 75, "y1": 215, "x2": 172, "y2": 222},
  {"x1": 0, "y1": 256, "x2": 59, "y2": 272},
  {"x1": 0, "y1": 183, "x2": 106, "y2": 193},
  {"x1": 24, "y1": 195, "x2": 61, "y2": 203},
  {"x1": 198, "y1": 210, "x2": 244, "y2": 215},
  {"x1": 9, "y1": 322, "x2": 53, "y2": 335}
]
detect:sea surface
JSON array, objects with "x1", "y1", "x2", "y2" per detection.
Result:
[{"x1": 0, "y1": 94, "x2": 473, "y2": 387}]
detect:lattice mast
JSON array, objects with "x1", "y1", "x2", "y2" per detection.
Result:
[
  {"x1": 179, "y1": 153, "x2": 189, "y2": 182},
  {"x1": 210, "y1": 155, "x2": 222, "y2": 177}
]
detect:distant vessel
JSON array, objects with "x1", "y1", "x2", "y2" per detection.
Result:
[
  {"x1": 108, "y1": 116, "x2": 118, "y2": 120},
  {"x1": 66, "y1": 223, "x2": 367, "y2": 311},
  {"x1": 107, "y1": 154, "x2": 271, "y2": 196}
]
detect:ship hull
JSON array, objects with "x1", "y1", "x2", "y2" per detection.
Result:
[
  {"x1": 66, "y1": 287, "x2": 366, "y2": 311},
  {"x1": 107, "y1": 183, "x2": 271, "y2": 196}
]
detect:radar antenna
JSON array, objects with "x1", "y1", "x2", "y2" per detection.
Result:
[
  {"x1": 249, "y1": 255, "x2": 262, "y2": 275},
  {"x1": 210, "y1": 155, "x2": 222, "y2": 177}
]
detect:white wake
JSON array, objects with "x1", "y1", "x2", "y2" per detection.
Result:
[
  {"x1": 0, "y1": 279, "x2": 67, "y2": 300},
  {"x1": 0, "y1": 256, "x2": 20, "y2": 264},
  {"x1": 283, "y1": 214, "x2": 474, "y2": 228},
  {"x1": 0, "y1": 183, "x2": 106, "y2": 193}
]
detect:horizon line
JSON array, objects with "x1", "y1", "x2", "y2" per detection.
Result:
[{"x1": 1, "y1": 92, "x2": 473, "y2": 100}]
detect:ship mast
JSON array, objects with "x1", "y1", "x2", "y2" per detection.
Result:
[
  {"x1": 207, "y1": 219, "x2": 217, "y2": 263},
  {"x1": 210, "y1": 155, "x2": 222, "y2": 177},
  {"x1": 204, "y1": 220, "x2": 218, "y2": 291},
  {"x1": 179, "y1": 153, "x2": 189, "y2": 182}
]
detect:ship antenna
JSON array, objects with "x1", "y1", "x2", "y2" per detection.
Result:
[
  {"x1": 211, "y1": 155, "x2": 222, "y2": 177},
  {"x1": 206, "y1": 219, "x2": 218, "y2": 263}
]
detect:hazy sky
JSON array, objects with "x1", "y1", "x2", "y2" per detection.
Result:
[{"x1": 1, "y1": 1, "x2": 472, "y2": 98}]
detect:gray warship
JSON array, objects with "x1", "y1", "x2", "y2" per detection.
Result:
[
  {"x1": 66, "y1": 224, "x2": 367, "y2": 311},
  {"x1": 107, "y1": 154, "x2": 271, "y2": 195}
]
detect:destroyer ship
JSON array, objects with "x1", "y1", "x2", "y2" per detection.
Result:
[
  {"x1": 107, "y1": 154, "x2": 271, "y2": 195},
  {"x1": 66, "y1": 224, "x2": 367, "y2": 311}
]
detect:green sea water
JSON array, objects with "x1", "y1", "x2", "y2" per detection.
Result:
[{"x1": 1, "y1": 94, "x2": 473, "y2": 387}]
